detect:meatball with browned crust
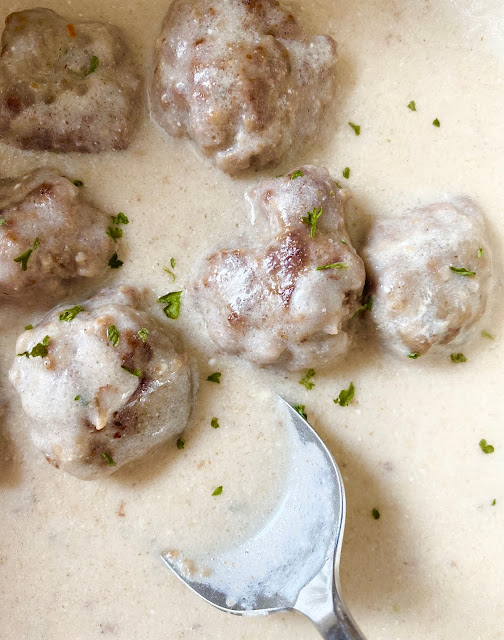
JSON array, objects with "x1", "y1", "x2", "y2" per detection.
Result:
[
  {"x1": 362, "y1": 199, "x2": 492, "y2": 357},
  {"x1": 0, "y1": 167, "x2": 117, "y2": 305},
  {"x1": 193, "y1": 166, "x2": 365, "y2": 370},
  {"x1": 0, "y1": 8, "x2": 142, "y2": 152},
  {"x1": 150, "y1": 0, "x2": 337, "y2": 174},
  {"x1": 9, "y1": 287, "x2": 196, "y2": 480}
]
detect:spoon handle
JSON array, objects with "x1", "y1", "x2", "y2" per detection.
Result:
[{"x1": 316, "y1": 595, "x2": 367, "y2": 640}]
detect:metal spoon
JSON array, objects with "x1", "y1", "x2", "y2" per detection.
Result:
[{"x1": 162, "y1": 396, "x2": 366, "y2": 640}]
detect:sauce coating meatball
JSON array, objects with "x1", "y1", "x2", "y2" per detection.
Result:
[
  {"x1": 0, "y1": 167, "x2": 116, "y2": 304},
  {"x1": 9, "y1": 287, "x2": 195, "y2": 480},
  {"x1": 0, "y1": 8, "x2": 142, "y2": 152},
  {"x1": 362, "y1": 199, "x2": 492, "y2": 357},
  {"x1": 150, "y1": 0, "x2": 337, "y2": 173},
  {"x1": 194, "y1": 166, "x2": 365, "y2": 370}
]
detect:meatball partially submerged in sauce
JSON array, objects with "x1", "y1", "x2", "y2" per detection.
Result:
[
  {"x1": 150, "y1": 0, "x2": 337, "y2": 173},
  {"x1": 0, "y1": 8, "x2": 142, "y2": 152},
  {"x1": 194, "y1": 166, "x2": 365, "y2": 370},
  {"x1": 9, "y1": 287, "x2": 195, "y2": 480},
  {"x1": 0, "y1": 167, "x2": 116, "y2": 305},
  {"x1": 362, "y1": 199, "x2": 492, "y2": 357}
]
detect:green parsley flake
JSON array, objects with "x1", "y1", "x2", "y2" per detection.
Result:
[
  {"x1": 477, "y1": 247, "x2": 484, "y2": 258},
  {"x1": 340, "y1": 238, "x2": 348, "y2": 245},
  {"x1": 299, "y1": 368, "x2": 316, "y2": 390},
  {"x1": 372, "y1": 508, "x2": 381, "y2": 520},
  {"x1": 479, "y1": 439, "x2": 494, "y2": 454},
  {"x1": 107, "y1": 325, "x2": 120, "y2": 347},
  {"x1": 212, "y1": 486, "x2": 223, "y2": 496},
  {"x1": 158, "y1": 291, "x2": 182, "y2": 319},
  {"x1": 491, "y1": 499, "x2": 496, "y2": 506},
  {"x1": 111, "y1": 212, "x2": 129, "y2": 225},
  {"x1": 334, "y1": 180, "x2": 343, "y2": 189},
  {"x1": 290, "y1": 169, "x2": 304, "y2": 180},
  {"x1": 0, "y1": 219, "x2": 5, "y2": 226},
  {"x1": 432, "y1": 118, "x2": 440, "y2": 127},
  {"x1": 121, "y1": 365, "x2": 142, "y2": 377},
  {"x1": 13, "y1": 237, "x2": 40, "y2": 271},
  {"x1": 450, "y1": 353, "x2": 467, "y2": 363},
  {"x1": 450, "y1": 266, "x2": 475, "y2": 277},
  {"x1": 353, "y1": 295, "x2": 373, "y2": 318},
  {"x1": 106, "y1": 227, "x2": 123, "y2": 242},
  {"x1": 407, "y1": 100, "x2": 416, "y2": 111},
  {"x1": 101, "y1": 452, "x2": 116, "y2": 466},
  {"x1": 211, "y1": 417, "x2": 220, "y2": 429},
  {"x1": 72, "y1": 180, "x2": 84, "y2": 187},
  {"x1": 87, "y1": 55, "x2": 99, "y2": 75},
  {"x1": 207, "y1": 372, "x2": 221, "y2": 383},
  {"x1": 24, "y1": 324, "x2": 33, "y2": 331},
  {"x1": 316, "y1": 262, "x2": 349, "y2": 271},
  {"x1": 18, "y1": 335, "x2": 51, "y2": 359},
  {"x1": 408, "y1": 352, "x2": 420, "y2": 359},
  {"x1": 164, "y1": 261, "x2": 176, "y2": 281},
  {"x1": 176, "y1": 437, "x2": 185, "y2": 450},
  {"x1": 348, "y1": 122, "x2": 361, "y2": 135},
  {"x1": 294, "y1": 404, "x2": 308, "y2": 420},
  {"x1": 74, "y1": 395, "x2": 81, "y2": 402},
  {"x1": 108, "y1": 253, "x2": 123, "y2": 269},
  {"x1": 301, "y1": 207, "x2": 323, "y2": 238},
  {"x1": 333, "y1": 381, "x2": 355, "y2": 407},
  {"x1": 481, "y1": 330, "x2": 494, "y2": 340},
  {"x1": 58, "y1": 305, "x2": 84, "y2": 322},
  {"x1": 138, "y1": 328, "x2": 149, "y2": 342},
  {"x1": 343, "y1": 167, "x2": 350, "y2": 179},
  {"x1": 170, "y1": 257, "x2": 176, "y2": 269}
]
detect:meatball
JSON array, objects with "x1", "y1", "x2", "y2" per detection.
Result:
[
  {"x1": 0, "y1": 8, "x2": 142, "y2": 152},
  {"x1": 361, "y1": 199, "x2": 492, "y2": 357},
  {"x1": 193, "y1": 166, "x2": 365, "y2": 370},
  {"x1": 0, "y1": 167, "x2": 117, "y2": 304},
  {"x1": 150, "y1": 0, "x2": 337, "y2": 173},
  {"x1": 9, "y1": 287, "x2": 195, "y2": 480}
]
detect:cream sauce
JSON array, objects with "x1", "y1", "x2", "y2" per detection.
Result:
[{"x1": 0, "y1": 0, "x2": 503, "y2": 638}]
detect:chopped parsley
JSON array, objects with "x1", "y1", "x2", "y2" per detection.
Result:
[
  {"x1": 108, "y1": 253, "x2": 123, "y2": 269},
  {"x1": 477, "y1": 247, "x2": 484, "y2": 258},
  {"x1": 111, "y1": 212, "x2": 129, "y2": 225},
  {"x1": 491, "y1": 499, "x2": 496, "y2": 506},
  {"x1": 333, "y1": 381, "x2": 355, "y2": 407},
  {"x1": 407, "y1": 100, "x2": 416, "y2": 111},
  {"x1": 121, "y1": 365, "x2": 142, "y2": 377},
  {"x1": 13, "y1": 237, "x2": 40, "y2": 271},
  {"x1": 75, "y1": 395, "x2": 89, "y2": 406},
  {"x1": 353, "y1": 295, "x2": 373, "y2": 317},
  {"x1": 87, "y1": 55, "x2": 99, "y2": 75},
  {"x1": 348, "y1": 122, "x2": 361, "y2": 135},
  {"x1": 479, "y1": 439, "x2": 494, "y2": 454},
  {"x1": 340, "y1": 238, "x2": 348, "y2": 245},
  {"x1": 74, "y1": 395, "x2": 81, "y2": 401},
  {"x1": 432, "y1": 118, "x2": 440, "y2": 127},
  {"x1": 211, "y1": 417, "x2": 220, "y2": 429},
  {"x1": 164, "y1": 258, "x2": 176, "y2": 281},
  {"x1": 450, "y1": 266, "x2": 475, "y2": 277},
  {"x1": 290, "y1": 169, "x2": 304, "y2": 179},
  {"x1": 212, "y1": 486, "x2": 223, "y2": 496},
  {"x1": 450, "y1": 353, "x2": 467, "y2": 363},
  {"x1": 176, "y1": 437, "x2": 185, "y2": 450},
  {"x1": 0, "y1": 218, "x2": 6, "y2": 225},
  {"x1": 334, "y1": 180, "x2": 343, "y2": 189},
  {"x1": 207, "y1": 372, "x2": 221, "y2": 383},
  {"x1": 101, "y1": 452, "x2": 116, "y2": 466},
  {"x1": 158, "y1": 291, "x2": 182, "y2": 319},
  {"x1": 24, "y1": 324, "x2": 33, "y2": 331},
  {"x1": 299, "y1": 368, "x2": 316, "y2": 390},
  {"x1": 72, "y1": 180, "x2": 83, "y2": 187},
  {"x1": 372, "y1": 508, "x2": 380, "y2": 520},
  {"x1": 170, "y1": 257, "x2": 176, "y2": 269},
  {"x1": 106, "y1": 227, "x2": 123, "y2": 241},
  {"x1": 138, "y1": 327, "x2": 149, "y2": 342},
  {"x1": 58, "y1": 305, "x2": 84, "y2": 322},
  {"x1": 294, "y1": 404, "x2": 307, "y2": 420},
  {"x1": 316, "y1": 262, "x2": 349, "y2": 271},
  {"x1": 18, "y1": 335, "x2": 51, "y2": 358},
  {"x1": 481, "y1": 330, "x2": 494, "y2": 340},
  {"x1": 107, "y1": 325, "x2": 120, "y2": 347},
  {"x1": 408, "y1": 352, "x2": 420, "y2": 359},
  {"x1": 301, "y1": 207, "x2": 323, "y2": 239},
  {"x1": 343, "y1": 167, "x2": 350, "y2": 179}
]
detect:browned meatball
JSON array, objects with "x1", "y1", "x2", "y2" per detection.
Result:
[
  {"x1": 193, "y1": 166, "x2": 365, "y2": 370},
  {"x1": 0, "y1": 8, "x2": 142, "y2": 152},
  {"x1": 150, "y1": 0, "x2": 337, "y2": 173},
  {"x1": 0, "y1": 167, "x2": 117, "y2": 304},
  {"x1": 9, "y1": 287, "x2": 196, "y2": 480}
]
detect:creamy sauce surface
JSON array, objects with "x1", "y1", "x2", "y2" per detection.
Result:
[{"x1": 0, "y1": 0, "x2": 503, "y2": 638}]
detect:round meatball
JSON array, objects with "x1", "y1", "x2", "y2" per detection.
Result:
[
  {"x1": 150, "y1": 0, "x2": 337, "y2": 174},
  {"x1": 0, "y1": 167, "x2": 117, "y2": 304},
  {"x1": 193, "y1": 166, "x2": 365, "y2": 370},
  {"x1": 9, "y1": 287, "x2": 195, "y2": 480},
  {"x1": 0, "y1": 8, "x2": 142, "y2": 152},
  {"x1": 361, "y1": 199, "x2": 492, "y2": 357}
]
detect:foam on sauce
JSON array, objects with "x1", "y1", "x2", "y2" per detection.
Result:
[{"x1": 0, "y1": 1, "x2": 503, "y2": 639}]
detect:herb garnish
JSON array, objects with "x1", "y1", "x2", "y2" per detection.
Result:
[
  {"x1": 477, "y1": 247, "x2": 484, "y2": 258},
  {"x1": 212, "y1": 486, "x2": 223, "y2": 496},
  {"x1": 481, "y1": 330, "x2": 494, "y2": 340},
  {"x1": 302, "y1": 207, "x2": 323, "y2": 238},
  {"x1": 164, "y1": 257, "x2": 177, "y2": 281},
  {"x1": 108, "y1": 325, "x2": 120, "y2": 347},
  {"x1": 290, "y1": 169, "x2": 304, "y2": 180},
  {"x1": 14, "y1": 237, "x2": 39, "y2": 271},
  {"x1": 101, "y1": 452, "x2": 116, "y2": 466},
  {"x1": 121, "y1": 365, "x2": 142, "y2": 377},
  {"x1": 353, "y1": 295, "x2": 373, "y2": 317},
  {"x1": 158, "y1": 291, "x2": 182, "y2": 319},
  {"x1": 348, "y1": 122, "x2": 361, "y2": 135},
  {"x1": 294, "y1": 404, "x2": 308, "y2": 420},
  {"x1": 24, "y1": 324, "x2": 33, "y2": 330},
  {"x1": 108, "y1": 253, "x2": 123, "y2": 269},
  {"x1": 59, "y1": 305, "x2": 84, "y2": 322},
  {"x1": 138, "y1": 328, "x2": 149, "y2": 342},
  {"x1": 407, "y1": 100, "x2": 416, "y2": 111},
  {"x1": 479, "y1": 439, "x2": 494, "y2": 454},
  {"x1": 211, "y1": 418, "x2": 220, "y2": 429},
  {"x1": 74, "y1": 395, "x2": 81, "y2": 401},
  {"x1": 18, "y1": 335, "x2": 50, "y2": 358},
  {"x1": 343, "y1": 167, "x2": 350, "y2": 179},
  {"x1": 450, "y1": 353, "x2": 467, "y2": 363},
  {"x1": 491, "y1": 499, "x2": 496, "y2": 506},
  {"x1": 106, "y1": 227, "x2": 123, "y2": 241},
  {"x1": 73, "y1": 180, "x2": 83, "y2": 187},
  {"x1": 450, "y1": 266, "x2": 476, "y2": 277},
  {"x1": 176, "y1": 437, "x2": 185, "y2": 450},
  {"x1": 333, "y1": 381, "x2": 355, "y2": 406},
  {"x1": 372, "y1": 508, "x2": 380, "y2": 520},
  {"x1": 408, "y1": 353, "x2": 420, "y2": 359},
  {"x1": 111, "y1": 212, "x2": 129, "y2": 225},
  {"x1": 299, "y1": 368, "x2": 316, "y2": 390},
  {"x1": 0, "y1": 219, "x2": 6, "y2": 225},
  {"x1": 316, "y1": 262, "x2": 349, "y2": 271},
  {"x1": 432, "y1": 118, "x2": 440, "y2": 127},
  {"x1": 207, "y1": 372, "x2": 221, "y2": 383},
  {"x1": 87, "y1": 55, "x2": 99, "y2": 75}
]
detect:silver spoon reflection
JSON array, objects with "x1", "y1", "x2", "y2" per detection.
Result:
[{"x1": 162, "y1": 396, "x2": 366, "y2": 640}]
